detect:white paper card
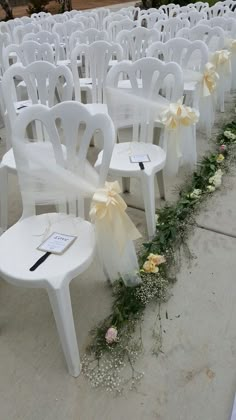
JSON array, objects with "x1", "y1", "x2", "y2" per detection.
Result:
[
  {"x1": 129, "y1": 154, "x2": 150, "y2": 163},
  {"x1": 38, "y1": 232, "x2": 77, "y2": 255}
]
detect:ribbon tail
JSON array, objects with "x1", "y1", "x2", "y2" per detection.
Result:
[{"x1": 93, "y1": 203, "x2": 142, "y2": 287}]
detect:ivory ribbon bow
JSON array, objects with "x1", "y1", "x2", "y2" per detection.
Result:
[
  {"x1": 90, "y1": 181, "x2": 141, "y2": 253},
  {"x1": 201, "y1": 63, "x2": 219, "y2": 97},
  {"x1": 210, "y1": 50, "x2": 232, "y2": 75},
  {"x1": 225, "y1": 38, "x2": 236, "y2": 52},
  {"x1": 160, "y1": 99, "x2": 199, "y2": 130}
]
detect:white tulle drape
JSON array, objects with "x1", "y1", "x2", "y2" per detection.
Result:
[
  {"x1": 105, "y1": 87, "x2": 199, "y2": 175},
  {"x1": 13, "y1": 142, "x2": 142, "y2": 287}
]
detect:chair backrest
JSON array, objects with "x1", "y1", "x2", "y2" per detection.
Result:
[
  {"x1": 193, "y1": 2, "x2": 209, "y2": 12},
  {"x1": 107, "y1": 18, "x2": 138, "y2": 42},
  {"x1": 38, "y1": 16, "x2": 56, "y2": 32},
  {"x1": 23, "y1": 30, "x2": 60, "y2": 62},
  {"x1": 69, "y1": 28, "x2": 108, "y2": 51},
  {"x1": 4, "y1": 19, "x2": 23, "y2": 42},
  {"x1": 154, "y1": 17, "x2": 190, "y2": 41},
  {"x1": 65, "y1": 19, "x2": 84, "y2": 34},
  {"x1": 147, "y1": 38, "x2": 208, "y2": 71},
  {"x1": 2, "y1": 61, "x2": 74, "y2": 130},
  {"x1": 105, "y1": 57, "x2": 183, "y2": 143},
  {"x1": 0, "y1": 21, "x2": 12, "y2": 41},
  {"x1": 31, "y1": 12, "x2": 51, "y2": 21},
  {"x1": 80, "y1": 28, "x2": 109, "y2": 43},
  {"x1": 74, "y1": 14, "x2": 97, "y2": 29},
  {"x1": 53, "y1": 13, "x2": 69, "y2": 23},
  {"x1": 201, "y1": 16, "x2": 236, "y2": 32},
  {"x1": 12, "y1": 102, "x2": 115, "y2": 216},
  {"x1": 206, "y1": 3, "x2": 230, "y2": 18},
  {"x1": 181, "y1": 10, "x2": 208, "y2": 27},
  {"x1": 71, "y1": 41, "x2": 123, "y2": 103},
  {"x1": 116, "y1": 27, "x2": 160, "y2": 61},
  {"x1": 0, "y1": 80, "x2": 11, "y2": 151},
  {"x1": 0, "y1": 32, "x2": 10, "y2": 76},
  {"x1": 138, "y1": 12, "x2": 168, "y2": 29},
  {"x1": 92, "y1": 7, "x2": 110, "y2": 30},
  {"x1": 103, "y1": 13, "x2": 125, "y2": 31},
  {"x1": 20, "y1": 16, "x2": 32, "y2": 24},
  {"x1": 177, "y1": 25, "x2": 225, "y2": 51},
  {"x1": 159, "y1": 3, "x2": 180, "y2": 16},
  {"x1": 13, "y1": 22, "x2": 40, "y2": 44},
  {"x1": 3, "y1": 41, "x2": 54, "y2": 70}
]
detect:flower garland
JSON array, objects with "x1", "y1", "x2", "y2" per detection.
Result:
[{"x1": 82, "y1": 119, "x2": 236, "y2": 393}]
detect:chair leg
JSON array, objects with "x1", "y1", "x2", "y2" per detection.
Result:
[
  {"x1": 141, "y1": 174, "x2": 156, "y2": 239},
  {"x1": 122, "y1": 177, "x2": 131, "y2": 193},
  {"x1": 0, "y1": 166, "x2": 8, "y2": 233},
  {"x1": 47, "y1": 284, "x2": 81, "y2": 377},
  {"x1": 156, "y1": 170, "x2": 165, "y2": 200}
]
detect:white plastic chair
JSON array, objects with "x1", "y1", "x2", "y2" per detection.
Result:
[
  {"x1": 0, "y1": 62, "x2": 74, "y2": 232},
  {"x1": 23, "y1": 31, "x2": 60, "y2": 64},
  {"x1": 192, "y1": 2, "x2": 209, "y2": 12},
  {"x1": 0, "y1": 101, "x2": 115, "y2": 375},
  {"x1": 92, "y1": 7, "x2": 110, "y2": 30},
  {"x1": 69, "y1": 28, "x2": 109, "y2": 52},
  {"x1": 12, "y1": 22, "x2": 40, "y2": 44},
  {"x1": 107, "y1": 18, "x2": 138, "y2": 42},
  {"x1": 0, "y1": 32, "x2": 10, "y2": 76},
  {"x1": 102, "y1": 13, "x2": 126, "y2": 31},
  {"x1": 2, "y1": 18, "x2": 23, "y2": 42},
  {"x1": 71, "y1": 40, "x2": 123, "y2": 105},
  {"x1": 31, "y1": 12, "x2": 52, "y2": 21},
  {"x1": 3, "y1": 41, "x2": 54, "y2": 71},
  {"x1": 53, "y1": 21, "x2": 84, "y2": 60},
  {"x1": 177, "y1": 25, "x2": 225, "y2": 52},
  {"x1": 138, "y1": 12, "x2": 168, "y2": 28},
  {"x1": 147, "y1": 38, "x2": 208, "y2": 108},
  {"x1": 206, "y1": 3, "x2": 230, "y2": 18},
  {"x1": 116, "y1": 27, "x2": 160, "y2": 61},
  {"x1": 159, "y1": 3, "x2": 180, "y2": 16},
  {"x1": 73, "y1": 14, "x2": 96, "y2": 30},
  {"x1": 100, "y1": 58, "x2": 183, "y2": 237},
  {"x1": 20, "y1": 16, "x2": 32, "y2": 24},
  {"x1": 154, "y1": 17, "x2": 190, "y2": 42},
  {"x1": 179, "y1": 10, "x2": 208, "y2": 27},
  {"x1": 38, "y1": 16, "x2": 56, "y2": 32}
]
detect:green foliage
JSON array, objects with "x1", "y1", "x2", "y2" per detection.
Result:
[{"x1": 27, "y1": 0, "x2": 49, "y2": 15}]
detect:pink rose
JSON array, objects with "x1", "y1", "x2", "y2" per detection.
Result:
[
  {"x1": 219, "y1": 144, "x2": 227, "y2": 152},
  {"x1": 105, "y1": 327, "x2": 118, "y2": 344}
]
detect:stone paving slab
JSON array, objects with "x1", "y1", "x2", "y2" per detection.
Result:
[{"x1": 196, "y1": 174, "x2": 236, "y2": 237}]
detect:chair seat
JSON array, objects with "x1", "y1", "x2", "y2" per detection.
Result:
[
  {"x1": 1, "y1": 142, "x2": 67, "y2": 172},
  {"x1": 85, "y1": 103, "x2": 108, "y2": 115},
  {"x1": 14, "y1": 99, "x2": 32, "y2": 112},
  {"x1": 184, "y1": 80, "x2": 198, "y2": 92},
  {"x1": 118, "y1": 78, "x2": 198, "y2": 94},
  {"x1": 0, "y1": 213, "x2": 95, "y2": 288},
  {"x1": 95, "y1": 141, "x2": 166, "y2": 176},
  {"x1": 57, "y1": 59, "x2": 72, "y2": 67}
]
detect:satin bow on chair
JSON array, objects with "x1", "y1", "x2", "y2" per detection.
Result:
[
  {"x1": 201, "y1": 63, "x2": 219, "y2": 97},
  {"x1": 90, "y1": 181, "x2": 141, "y2": 253},
  {"x1": 225, "y1": 39, "x2": 236, "y2": 53},
  {"x1": 159, "y1": 98, "x2": 199, "y2": 129},
  {"x1": 211, "y1": 50, "x2": 232, "y2": 75}
]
